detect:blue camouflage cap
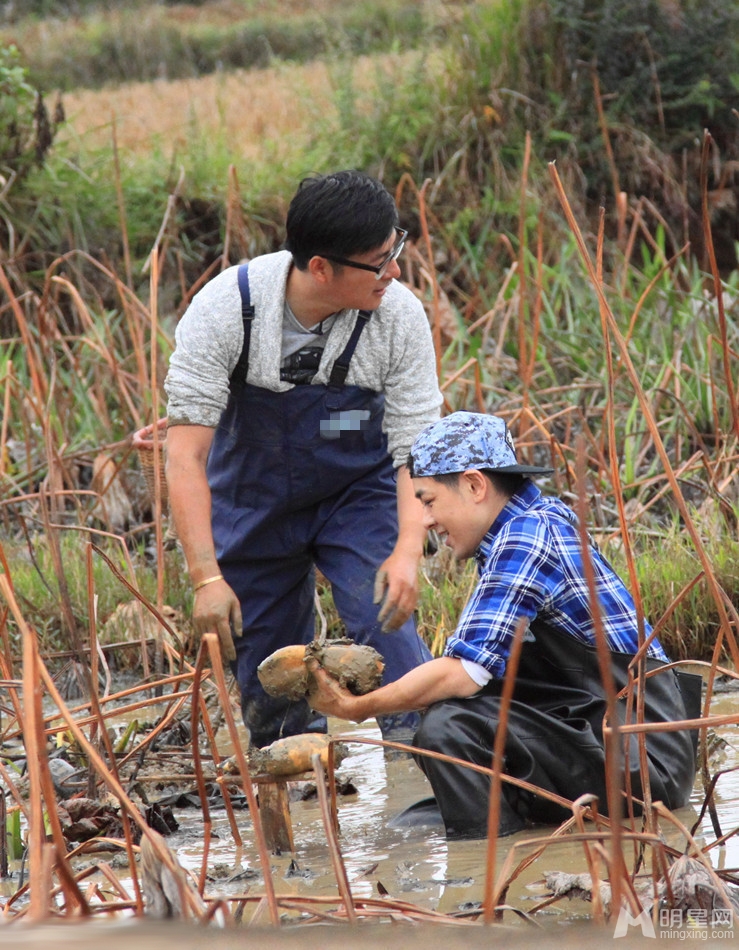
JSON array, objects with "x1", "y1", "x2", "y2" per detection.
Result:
[{"x1": 409, "y1": 411, "x2": 554, "y2": 477}]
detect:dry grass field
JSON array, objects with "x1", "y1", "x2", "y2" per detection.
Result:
[
  {"x1": 164, "y1": 0, "x2": 353, "y2": 24},
  {"x1": 58, "y1": 50, "x2": 425, "y2": 163}
]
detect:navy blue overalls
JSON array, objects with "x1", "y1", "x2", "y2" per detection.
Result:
[{"x1": 206, "y1": 264, "x2": 432, "y2": 747}]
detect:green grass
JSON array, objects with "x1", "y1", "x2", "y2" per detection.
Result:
[
  {"x1": 2, "y1": 0, "x2": 739, "y2": 667},
  {"x1": 1, "y1": 532, "x2": 191, "y2": 655},
  {"x1": 3, "y1": 0, "x2": 433, "y2": 92}
]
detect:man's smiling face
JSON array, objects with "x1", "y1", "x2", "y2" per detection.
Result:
[
  {"x1": 414, "y1": 470, "x2": 512, "y2": 560},
  {"x1": 413, "y1": 475, "x2": 483, "y2": 560},
  {"x1": 322, "y1": 227, "x2": 404, "y2": 312}
]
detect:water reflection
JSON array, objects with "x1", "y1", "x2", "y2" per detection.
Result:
[
  {"x1": 174, "y1": 689, "x2": 739, "y2": 919},
  {"x1": 37, "y1": 686, "x2": 738, "y2": 925},
  {"x1": 689, "y1": 691, "x2": 739, "y2": 867}
]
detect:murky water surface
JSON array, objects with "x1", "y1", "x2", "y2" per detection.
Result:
[
  {"x1": 162, "y1": 686, "x2": 739, "y2": 923},
  {"x1": 12, "y1": 682, "x2": 739, "y2": 928}
]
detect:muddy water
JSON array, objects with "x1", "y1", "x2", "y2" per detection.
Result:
[
  {"x1": 158, "y1": 686, "x2": 739, "y2": 924},
  {"x1": 14, "y1": 683, "x2": 737, "y2": 931},
  {"x1": 688, "y1": 690, "x2": 739, "y2": 867}
]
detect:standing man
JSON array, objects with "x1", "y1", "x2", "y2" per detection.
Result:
[
  {"x1": 164, "y1": 170, "x2": 442, "y2": 747},
  {"x1": 308, "y1": 412, "x2": 699, "y2": 839}
]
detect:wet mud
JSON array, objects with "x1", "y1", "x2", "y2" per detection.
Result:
[
  {"x1": 3, "y1": 678, "x2": 737, "y2": 943},
  {"x1": 171, "y1": 689, "x2": 739, "y2": 927}
]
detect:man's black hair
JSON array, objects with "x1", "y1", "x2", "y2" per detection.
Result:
[
  {"x1": 285, "y1": 170, "x2": 399, "y2": 270},
  {"x1": 407, "y1": 462, "x2": 528, "y2": 499}
]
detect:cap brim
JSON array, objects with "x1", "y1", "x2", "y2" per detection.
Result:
[{"x1": 491, "y1": 464, "x2": 554, "y2": 476}]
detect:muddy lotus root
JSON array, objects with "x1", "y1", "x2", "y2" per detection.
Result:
[
  {"x1": 248, "y1": 733, "x2": 348, "y2": 777},
  {"x1": 256, "y1": 644, "x2": 311, "y2": 701},
  {"x1": 257, "y1": 638, "x2": 384, "y2": 700}
]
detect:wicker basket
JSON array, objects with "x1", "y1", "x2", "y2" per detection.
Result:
[{"x1": 132, "y1": 419, "x2": 169, "y2": 516}]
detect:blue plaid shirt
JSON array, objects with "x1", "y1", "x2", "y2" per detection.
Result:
[{"x1": 444, "y1": 480, "x2": 668, "y2": 677}]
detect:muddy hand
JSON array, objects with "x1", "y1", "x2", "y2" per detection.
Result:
[
  {"x1": 193, "y1": 579, "x2": 242, "y2": 662},
  {"x1": 305, "y1": 657, "x2": 361, "y2": 721},
  {"x1": 373, "y1": 565, "x2": 413, "y2": 632},
  {"x1": 373, "y1": 568, "x2": 395, "y2": 632}
]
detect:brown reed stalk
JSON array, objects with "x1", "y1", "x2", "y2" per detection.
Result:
[
  {"x1": 111, "y1": 113, "x2": 133, "y2": 289},
  {"x1": 330, "y1": 736, "x2": 575, "y2": 814},
  {"x1": 0, "y1": 565, "x2": 22, "y2": 718},
  {"x1": 91, "y1": 538, "x2": 184, "y2": 677},
  {"x1": 700, "y1": 131, "x2": 739, "y2": 437},
  {"x1": 200, "y1": 632, "x2": 280, "y2": 926},
  {"x1": 85, "y1": 542, "x2": 144, "y2": 914},
  {"x1": 525, "y1": 214, "x2": 544, "y2": 390},
  {"x1": 0, "y1": 265, "x2": 47, "y2": 407},
  {"x1": 393, "y1": 172, "x2": 446, "y2": 382},
  {"x1": 144, "y1": 166, "x2": 186, "y2": 279},
  {"x1": 591, "y1": 66, "x2": 624, "y2": 247},
  {"x1": 516, "y1": 131, "x2": 533, "y2": 407},
  {"x1": 311, "y1": 752, "x2": 357, "y2": 923},
  {"x1": 618, "y1": 197, "x2": 647, "y2": 295},
  {"x1": 37, "y1": 486, "x2": 86, "y2": 694},
  {"x1": 690, "y1": 766, "x2": 739, "y2": 850},
  {"x1": 191, "y1": 644, "x2": 245, "y2": 889},
  {"x1": 222, "y1": 164, "x2": 248, "y2": 270},
  {"x1": 503, "y1": 828, "x2": 660, "y2": 921},
  {"x1": 571, "y1": 794, "x2": 607, "y2": 923},
  {"x1": 190, "y1": 646, "x2": 215, "y2": 894},
  {"x1": 45, "y1": 274, "x2": 134, "y2": 426},
  {"x1": 148, "y1": 248, "x2": 166, "y2": 680},
  {"x1": 474, "y1": 360, "x2": 485, "y2": 411},
  {"x1": 591, "y1": 206, "x2": 653, "y2": 838},
  {"x1": 115, "y1": 691, "x2": 192, "y2": 768},
  {"x1": 0, "y1": 359, "x2": 12, "y2": 479},
  {"x1": 5, "y1": 671, "x2": 196, "y2": 743},
  {"x1": 482, "y1": 615, "x2": 528, "y2": 923},
  {"x1": 418, "y1": 178, "x2": 442, "y2": 381},
  {"x1": 466, "y1": 262, "x2": 518, "y2": 335},
  {"x1": 652, "y1": 801, "x2": 737, "y2": 910},
  {"x1": 35, "y1": 660, "x2": 206, "y2": 919},
  {"x1": 198, "y1": 690, "x2": 243, "y2": 850},
  {"x1": 19, "y1": 594, "x2": 48, "y2": 922},
  {"x1": 85, "y1": 542, "x2": 101, "y2": 797},
  {"x1": 17, "y1": 516, "x2": 152, "y2": 677},
  {"x1": 326, "y1": 738, "x2": 340, "y2": 835},
  {"x1": 440, "y1": 357, "x2": 478, "y2": 393},
  {"x1": 624, "y1": 245, "x2": 689, "y2": 345},
  {"x1": 5, "y1": 575, "x2": 90, "y2": 918},
  {"x1": 35, "y1": 687, "x2": 192, "y2": 742},
  {"x1": 549, "y1": 162, "x2": 739, "y2": 674},
  {"x1": 0, "y1": 589, "x2": 195, "y2": 921},
  {"x1": 572, "y1": 437, "x2": 627, "y2": 913},
  {"x1": 609, "y1": 707, "x2": 739, "y2": 737}
]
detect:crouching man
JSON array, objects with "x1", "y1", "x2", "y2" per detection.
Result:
[{"x1": 307, "y1": 411, "x2": 699, "y2": 839}]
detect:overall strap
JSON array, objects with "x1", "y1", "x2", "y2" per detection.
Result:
[
  {"x1": 327, "y1": 309, "x2": 372, "y2": 390},
  {"x1": 229, "y1": 263, "x2": 255, "y2": 393}
]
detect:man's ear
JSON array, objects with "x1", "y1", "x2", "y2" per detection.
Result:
[
  {"x1": 307, "y1": 255, "x2": 333, "y2": 284},
  {"x1": 461, "y1": 469, "x2": 489, "y2": 500}
]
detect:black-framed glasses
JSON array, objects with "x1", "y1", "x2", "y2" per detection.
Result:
[{"x1": 322, "y1": 227, "x2": 408, "y2": 280}]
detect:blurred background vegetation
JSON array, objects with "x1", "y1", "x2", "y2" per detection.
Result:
[{"x1": 2, "y1": 0, "x2": 739, "y2": 667}]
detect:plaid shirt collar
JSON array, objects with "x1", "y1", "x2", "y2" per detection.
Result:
[{"x1": 474, "y1": 479, "x2": 543, "y2": 570}]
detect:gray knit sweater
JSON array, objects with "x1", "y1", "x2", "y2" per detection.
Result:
[{"x1": 164, "y1": 251, "x2": 443, "y2": 466}]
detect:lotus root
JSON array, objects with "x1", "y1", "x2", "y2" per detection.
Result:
[{"x1": 305, "y1": 637, "x2": 384, "y2": 695}]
